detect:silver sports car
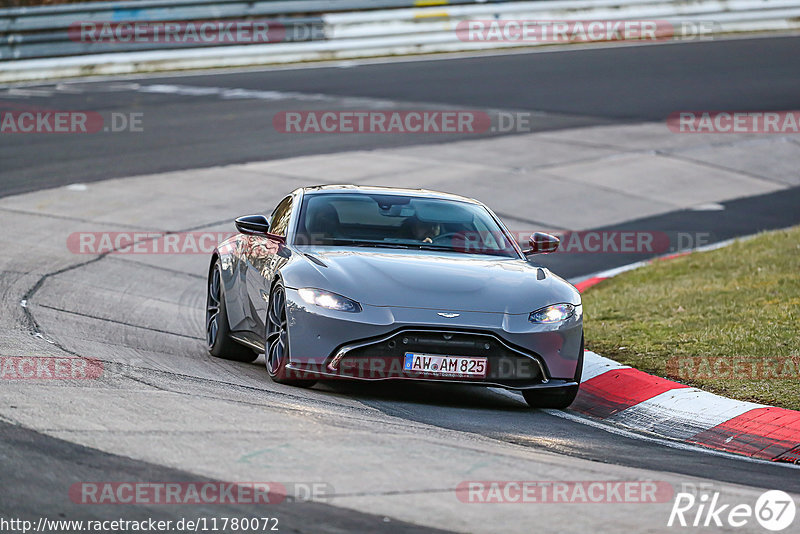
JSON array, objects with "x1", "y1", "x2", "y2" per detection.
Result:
[{"x1": 206, "y1": 185, "x2": 583, "y2": 408}]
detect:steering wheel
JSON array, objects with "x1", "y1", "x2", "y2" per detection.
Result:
[{"x1": 431, "y1": 232, "x2": 462, "y2": 244}]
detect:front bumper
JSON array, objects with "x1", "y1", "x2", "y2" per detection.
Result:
[{"x1": 283, "y1": 287, "x2": 583, "y2": 389}]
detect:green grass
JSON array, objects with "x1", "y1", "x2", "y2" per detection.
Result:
[{"x1": 582, "y1": 226, "x2": 800, "y2": 410}]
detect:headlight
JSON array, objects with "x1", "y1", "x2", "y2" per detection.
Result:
[
  {"x1": 529, "y1": 303, "x2": 575, "y2": 324},
  {"x1": 297, "y1": 288, "x2": 362, "y2": 313}
]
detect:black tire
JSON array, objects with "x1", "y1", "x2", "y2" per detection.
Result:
[
  {"x1": 206, "y1": 260, "x2": 259, "y2": 363},
  {"x1": 522, "y1": 332, "x2": 584, "y2": 409},
  {"x1": 265, "y1": 282, "x2": 317, "y2": 388}
]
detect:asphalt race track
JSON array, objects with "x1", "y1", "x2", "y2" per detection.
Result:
[
  {"x1": 1, "y1": 36, "x2": 800, "y2": 533},
  {"x1": 2, "y1": 35, "x2": 800, "y2": 197}
]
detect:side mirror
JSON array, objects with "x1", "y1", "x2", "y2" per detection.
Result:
[
  {"x1": 523, "y1": 232, "x2": 559, "y2": 255},
  {"x1": 234, "y1": 215, "x2": 286, "y2": 243}
]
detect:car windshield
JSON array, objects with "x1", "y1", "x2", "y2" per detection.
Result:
[{"x1": 294, "y1": 193, "x2": 519, "y2": 258}]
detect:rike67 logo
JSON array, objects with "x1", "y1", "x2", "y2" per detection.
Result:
[{"x1": 668, "y1": 490, "x2": 796, "y2": 531}]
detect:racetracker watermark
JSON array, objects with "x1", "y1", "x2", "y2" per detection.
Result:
[
  {"x1": 274, "y1": 110, "x2": 492, "y2": 134},
  {"x1": 2, "y1": 517, "x2": 279, "y2": 534},
  {"x1": 468, "y1": 230, "x2": 710, "y2": 254},
  {"x1": 667, "y1": 111, "x2": 800, "y2": 133},
  {"x1": 67, "y1": 230, "x2": 714, "y2": 255},
  {"x1": 69, "y1": 482, "x2": 332, "y2": 505},
  {"x1": 0, "y1": 110, "x2": 143, "y2": 134},
  {"x1": 0, "y1": 357, "x2": 103, "y2": 380},
  {"x1": 69, "y1": 20, "x2": 324, "y2": 44},
  {"x1": 455, "y1": 481, "x2": 674, "y2": 503},
  {"x1": 511, "y1": 230, "x2": 675, "y2": 254},
  {"x1": 281, "y1": 356, "x2": 540, "y2": 381},
  {"x1": 667, "y1": 356, "x2": 800, "y2": 380},
  {"x1": 455, "y1": 20, "x2": 717, "y2": 42},
  {"x1": 67, "y1": 232, "x2": 235, "y2": 255}
]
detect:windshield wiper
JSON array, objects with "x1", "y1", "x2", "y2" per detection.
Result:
[
  {"x1": 318, "y1": 239, "x2": 452, "y2": 251},
  {"x1": 317, "y1": 239, "x2": 402, "y2": 248},
  {"x1": 313, "y1": 239, "x2": 515, "y2": 257}
]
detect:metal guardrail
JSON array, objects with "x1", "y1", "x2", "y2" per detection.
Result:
[
  {"x1": 1, "y1": 0, "x2": 799, "y2": 81},
  {"x1": 0, "y1": 0, "x2": 514, "y2": 60}
]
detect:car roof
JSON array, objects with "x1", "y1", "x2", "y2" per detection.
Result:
[{"x1": 299, "y1": 184, "x2": 483, "y2": 205}]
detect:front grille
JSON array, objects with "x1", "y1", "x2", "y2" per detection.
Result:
[{"x1": 331, "y1": 330, "x2": 546, "y2": 386}]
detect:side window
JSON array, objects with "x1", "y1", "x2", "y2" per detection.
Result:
[{"x1": 269, "y1": 196, "x2": 293, "y2": 237}]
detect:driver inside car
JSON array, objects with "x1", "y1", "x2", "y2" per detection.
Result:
[{"x1": 399, "y1": 216, "x2": 442, "y2": 243}]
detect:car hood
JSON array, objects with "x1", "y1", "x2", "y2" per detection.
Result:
[{"x1": 293, "y1": 247, "x2": 580, "y2": 314}]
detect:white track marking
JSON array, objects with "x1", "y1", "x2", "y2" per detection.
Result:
[
  {"x1": 136, "y1": 83, "x2": 404, "y2": 108},
  {"x1": 545, "y1": 409, "x2": 800, "y2": 468},
  {"x1": 54, "y1": 83, "x2": 87, "y2": 93},
  {"x1": 607, "y1": 387, "x2": 765, "y2": 441},
  {"x1": 582, "y1": 350, "x2": 630, "y2": 381},
  {"x1": 4, "y1": 88, "x2": 55, "y2": 97},
  {"x1": 691, "y1": 202, "x2": 726, "y2": 210},
  {"x1": 488, "y1": 386, "x2": 794, "y2": 465}
]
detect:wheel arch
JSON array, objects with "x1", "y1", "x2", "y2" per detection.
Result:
[{"x1": 209, "y1": 245, "x2": 241, "y2": 334}]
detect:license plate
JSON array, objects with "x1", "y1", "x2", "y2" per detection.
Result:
[{"x1": 403, "y1": 352, "x2": 487, "y2": 378}]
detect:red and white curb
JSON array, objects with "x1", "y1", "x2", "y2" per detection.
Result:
[{"x1": 569, "y1": 237, "x2": 800, "y2": 464}]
